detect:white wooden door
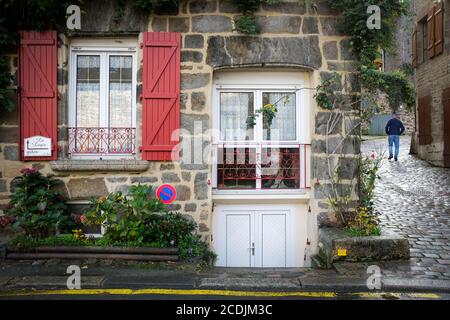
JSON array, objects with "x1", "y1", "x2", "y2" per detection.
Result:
[
  {"x1": 259, "y1": 212, "x2": 287, "y2": 268},
  {"x1": 225, "y1": 214, "x2": 253, "y2": 267}
]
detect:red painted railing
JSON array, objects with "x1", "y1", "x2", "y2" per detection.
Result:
[
  {"x1": 67, "y1": 127, "x2": 136, "y2": 155},
  {"x1": 216, "y1": 144, "x2": 311, "y2": 190}
]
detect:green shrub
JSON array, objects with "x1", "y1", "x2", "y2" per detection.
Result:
[
  {"x1": 9, "y1": 234, "x2": 85, "y2": 249},
  {"x1": 7, "y1": 168, "x2": 71, "y2": 238},
  {"x1": 83, "y1": 184, "x2": 216, "y2": 263}
]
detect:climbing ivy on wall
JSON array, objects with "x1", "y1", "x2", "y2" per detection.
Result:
[{"x1": 318, "y1": 0, "x2": 415, "y2": 111}]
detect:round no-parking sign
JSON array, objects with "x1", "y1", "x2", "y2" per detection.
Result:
[{"x1": 156, "y1": 184, "x2": 177, "y2": 205}]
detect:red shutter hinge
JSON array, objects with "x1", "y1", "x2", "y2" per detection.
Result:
[
  {"x1": 140, "y1": 42, "x2": 144, "y2": 49},
  {"x1": 307, "y1": 238, "x2": 311, "y2": 245},
  {"x1": 308, "y1": 206, "x2": 311, "y2": 213}
]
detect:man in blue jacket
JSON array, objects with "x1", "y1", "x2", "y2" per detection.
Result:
[{"x1": 385, "y1": 112, "x2": 405, "y2": 161}]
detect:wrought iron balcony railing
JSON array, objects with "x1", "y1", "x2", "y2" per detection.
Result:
[{"x1": 68, "y1": 127, "x2": 136, "y2": 155}]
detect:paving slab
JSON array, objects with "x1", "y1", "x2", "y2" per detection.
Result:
[
  {"x1": 382, "y1": 278, "x2": 450, "y2": 293},
  {"x1": 199, "y1": 277, "x2": 300, "y2": 290},
  {"x1": 103, "y1": 275, "x2": 197, "y2": 289},
  {"x1": 6, "y1": 275, "x2": 105, "y2": 288}
]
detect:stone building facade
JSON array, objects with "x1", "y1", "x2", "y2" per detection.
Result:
[
  {"x1": 413, "y1": 0, "x2": 450, "y2": 167},
  {"x1": 0, "y1": 0, "x2": 359, "y2": 267}
]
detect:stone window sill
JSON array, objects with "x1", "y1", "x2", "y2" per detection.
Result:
[{"x1": 50, "y1": 160, "x2": 149, "y2": 172}]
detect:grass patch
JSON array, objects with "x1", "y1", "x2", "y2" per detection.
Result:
[
  {"x1": 344, "y1": 227, "x2": 382, "y2": 238},
  {"x1": 8, "y1": 234, "x2": 167, "y2": 250}
]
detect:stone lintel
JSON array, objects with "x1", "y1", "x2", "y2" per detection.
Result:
[{"x1": 50, "y1": 160, "x2": 150, "y2": 172}]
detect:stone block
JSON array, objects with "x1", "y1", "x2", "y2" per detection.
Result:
[
  {"x1": 322, "y1": 41, "x2": 338, "y2": 60},
  {"x1": 312, "y1": 156, "x2": 332, "y2": 180},
  {"x1": 256, "y1": 16, "x2": 301, "y2": 34},
  {"x1": 319, "y1": 228, "x2": 410, "y2": 263},
  {"x1": 340, "y1": 39, "x2": 356, "y2": 60},
  {"x1": 181, "y1": 73, "x2": 210, "y2": 90},
  {"x1": 160, "y1": 163, "x2": 175, "y2": 171},
  {"x1": 106, "y1": 177, "x2": 128, "y2": 183},
  {"x1": 338, "y1": 157, "x2": 359, "y2": 180},
  {"x1": 219, "y1": 0, "x2": 240, "y2": 13},
  {"x1": 192, "y1": 15, "x2": 232, "y2": 33},
  {"x1": 152, "y1": 17, "x2": 167, "y2": 31},
  {"x1": 0, "y1": 179, "x2": 6, "y2": 193},
  {"x1": 0, "y1": 108, "x2": 18, "y2": 125},
  {"x1": 185, "y1": 35, "x2": 204, "y2": 49},
  {"x1": 67, "y1": 178, "x2": 108, "y2": 200},
  {"x1": 194, "y1": 172, "x2": 208, "y2": 200},
  {"x1": 181, "y1": 172, "x2": 191, "y2": 182},
  {"x1": 3, "y1": 161, "x2": 26, "y2": 178},
  {"x1": 302, "y1": 17, "x2": 319, "y2": 34},
  {"x1": 262, "y1": 2, "x2": 306, "y2": 14},
  {"x1": 0, "y1": 127, "x2": 18, "y2": 143},
  {"x1": 176, "y1": 185, "x2": 191, "y2": 201},
  {"x1": 315, "y1": 112, "x2": 343, "y2": 135},
  {"x1": 130, "y1": 176, "x2": 158, "y2": 184},
  {"x1": 184, "y1": 203, "x2": 197, "y2": 212},
  {"x1": 180, "y1": 93, "x2": 188, "y2": 110},
  {"x1": 189, "y1": 1, "x2": 217, "y2": 13},
  {"x1": 191, "y1": 92, "x2": 206, "y2": 111},
  {"x1": 3, "y1": 145, "x2": 18, "y2": 161},
  {"x1": 161, "y1": 172, "x2": 181, "y2": 183},
  {"x1": 181, "y1": 50, "x2": 203, "y2": 63},
  {"x1": 169, "y1": 17, "x2": 189, "y2": 33},
  {"x1": 320, "y1": 17, "x2": 344, "y2": 36},
  {"x1": 206, "y1": 35, "x2": 322, "y2": 69}
]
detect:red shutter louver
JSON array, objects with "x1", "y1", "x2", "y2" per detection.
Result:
[
  {"x1": 141, "y1": 32, "x2": 180, "y2": 161},
  {"x1": 427, "y1": 6, "x2": 436, "y2": 59},
  {"x1": 19, "y1": 31, "x2": 58, "y2": 161},
  {"x1": 434, "y1": 2, "x2": 444, "y2": 56},
  {"x1": 412, "y1": 26, "x2": 417, "y2": 68}
]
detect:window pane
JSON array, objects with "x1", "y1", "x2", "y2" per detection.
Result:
[
  {"x1": 76, "y1": 55, "x2": 100, "y2": 127},
  {"x1": 217, "y1": 148, "x2": 257, "y2": 189},
  {"x1": 261, "y1": 148, "x2": 300, "y2": 189},
  {"x1": 262, "y1": 92, "x2": 296, "y2": 141},
  {"x1": 109, "y1": 56, "x2": 133, "y2": 128},
  {"x1": 220, "y1": 92, "x2": 254, "y2": 141}
]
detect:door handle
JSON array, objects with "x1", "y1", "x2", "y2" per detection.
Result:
[{"x1": 251, "y1": 242, "x2": 255, "y2": 256}]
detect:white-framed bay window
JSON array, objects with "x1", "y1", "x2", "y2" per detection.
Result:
[
  {"x1": 212, "y1": 71, "x2": 311, "y2": 193},
  {"x1": 68, "y1": 39, "x2": 137, "y2": 159}
]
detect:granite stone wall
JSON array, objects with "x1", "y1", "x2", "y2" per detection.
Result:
[{"x1": 0, "y1": 0, "x2": 360, "y2": 247}]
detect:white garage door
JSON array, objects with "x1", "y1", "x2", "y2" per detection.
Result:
[{"x1": 213, "y1": 204, "x2": 307, "y2": 268}]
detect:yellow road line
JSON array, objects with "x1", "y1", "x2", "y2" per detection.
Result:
[
  {"x1": 1, "y1": 288, "x2": 336, "y2": 298},
  {"x1": 0, "y1": 288, "x2": 443, "y2": 299}
]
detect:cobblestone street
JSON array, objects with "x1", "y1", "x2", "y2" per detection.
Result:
[{"x1": 362, "y1": 136, "x2": 450, "y2": 280}]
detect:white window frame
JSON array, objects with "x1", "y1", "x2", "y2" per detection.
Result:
[
  {"x1": 212, "y1": 79, "x2": 311, "y2": 194},
  {"x1": 68, "y1": 39, "x2": 138, "y2": 160}
]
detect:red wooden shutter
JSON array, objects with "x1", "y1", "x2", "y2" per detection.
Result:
[
  {"x1": 427, "y1": 6, "x2": 436, "y2": 59},
  {"x1": 412, "y1": 26, "x2": 417, "y2": 68},
  {"x1": 434, "y1": 2, "x2": 444, "y2": 56},
  {"x1": 141, "y1": 32, "x2": 180, "y2": 161},
  {"x1": 19, "y1": 31, "x2": 58, "y2": 161},
  {"x1": 443, "y1": 88, "x2": 450, "y2": 167},
  {"x1": 418, "y1": 96, "x2": 432, "y2": 145}
]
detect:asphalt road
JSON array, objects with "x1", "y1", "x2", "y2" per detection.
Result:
[{"x1": 1, "y1": 289, "x2": 449, "y2": 300}]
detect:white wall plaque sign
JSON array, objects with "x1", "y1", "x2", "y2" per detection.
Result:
[{"x1": 24, "y1": 136, "x2": 52, "y2": 157}]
